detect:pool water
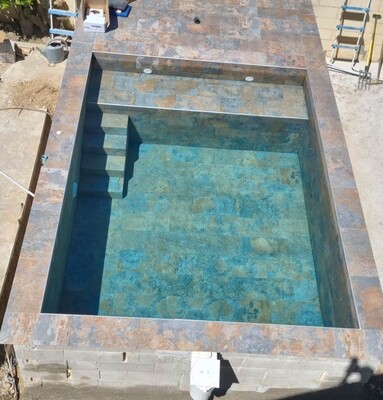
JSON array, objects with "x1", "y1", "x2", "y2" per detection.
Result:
[{"x1": 59, "y1": 141, "x2": 323, "y2": 326}]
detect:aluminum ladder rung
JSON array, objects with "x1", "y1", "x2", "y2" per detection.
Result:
[
  {"x1": 330, "y1": 1, "x2": 372, "y2": 64},
  {"x1": 332, "y1": 43, "x2": 360, "y2": 50},
  {"x1": 336, "y1": 24, "x2": 365, "y2": 32},
  {"x1": 341, "y1": 5, "x2": 370, "y2": 12},
  {"x1": 48, "y1": 8, "x2": 78, "y2": 18},
  {"x1": 49, "y1": 28, "x2": 74, "y2": 36}
]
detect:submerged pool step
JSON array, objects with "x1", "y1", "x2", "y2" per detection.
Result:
[
  {"x1": 79, "y1": 175, "x2": 124, "y2": 199},
  {"x1": 85, "y1": 111, "x2": 129, "y2": 135},
  {"x1": 83, "y1": 131, "x2": 128, "y2": 156},
  {"x1": 81, "y1": 154, "x2": 126, "y2": 177}
]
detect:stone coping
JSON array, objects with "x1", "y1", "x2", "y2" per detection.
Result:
[{"x1": 1, "y1": 0, "x2": 383, "y2": 361}]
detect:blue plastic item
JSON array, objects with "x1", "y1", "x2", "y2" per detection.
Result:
[{"x1": 109, "y1": 5, "x2": 131, "y2": 17}]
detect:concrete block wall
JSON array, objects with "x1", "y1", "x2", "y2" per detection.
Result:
[
  {"x1": 14, "y1": 346, "x2": 381, "y2": 392},
  {"x1": 312, "y1": 0, "x2": 383, "y2": 61}
]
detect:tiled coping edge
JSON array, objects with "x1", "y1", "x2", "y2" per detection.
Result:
[{"x1": 1, "y1": 37, "x2": 383, "y2": 361}]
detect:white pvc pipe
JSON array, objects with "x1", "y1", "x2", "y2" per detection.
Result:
[{"x1": 0, "y1": 169, "x2": 35, "y2": 197}]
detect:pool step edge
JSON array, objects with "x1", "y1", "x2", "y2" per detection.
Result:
[
  {"x1": 85, "y1": 111, "x2": 130, "y2": 131},
  {"x1": 78, "y1": 175, "x2": 124, "y2": 199},
  {"x1": 83, "y1": 130, "x2": 128, "y2": 156},
  {"x1": 81, "y1": 154, "x2": 126, "y2": 178}
]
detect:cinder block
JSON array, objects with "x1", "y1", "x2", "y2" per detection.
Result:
[
  {"x1": 223, "y1": 355, "x2": 300, "y2": 370},
  {"x1": 17, "y1": 358, "x2": 39, "y2": 369},
  {"x1": 69, "y1": 377, "x2": 99, "y2": 386},
  {"x1": 127, "y1": 362, "x2": 156, "y2": 372},
  {"x1": 15, "y1": 346, "x2": 64, "y2": 364},
  {"x1": 227, "y1": 377, "x2": 265, "y2": 392},
  {"x1": 262, "y1": 369, "x2": 322, "y2": 389},
  {"x1": 99, "y1": 370, "x2": 128, "y2": 381},
  {"x1": 14, "y1": 345, "x2": 36, "y2": 361},
  {"x1": 226, "y1": 357, "x2": 275, "y2": 369},
  {"x1": 34, "y1": 349, "x2": 65, "y2": 363},
  {"x1": 97, "y1": 351, "x2": 125, "y2": 363},
  {"x1": 156, "y1": 363, "x2": 189, "y2": 373},
  {"x1": 155, "y1": 350, "x2": 189, "y2": 359},
  {"x1": 70, "y1": 369, "x2": 99, "y2": 381},
  {"x1": 67, "y1": 360, "x2": 98, "y2": 371},
  {"x1": 179, "y1": 372, "x2": 190, "y2": 391},
  {"x1": 97, "y1": 361, "x2": 156, "y2": 372},
  {"x1": 22, "y1": 362, "x2": 67, "y2": 373},
  {"x1": 127, "y1": 371, "x2": 155, "y2": 384},
  {"x1": 156, "y1": 355, "x2": 175, "y2": 364},
  {"x1": 234, "y1": 367, "x2": 267, "y2": 380},
  {"x1": 155, "y1": 372, "x2": 183, "y2": 387},
  {"x1": 64, "y1": 349, "x2": 98, "y2": 363},
  {"x1": 97, "y1": 362, "x2": 129, "y2": 372},
  {"x1": 139, "y1": 353, "x2": 157, "y2": 364},
  {"x1": 295, "y1": 359, "x2": 349, "y2": 373},
  {"x1": 23, "y1": 369, "x2": 67, "y2": 382},
  {"x1": 123, "y1": 352, "x2": 140, "y2": 363},
  {"x1": 98, "y1": 379, "x2": 132, "y2": 388},
  {"x1": 22, "y1": 376, "x2": 44, "y2": 388}
]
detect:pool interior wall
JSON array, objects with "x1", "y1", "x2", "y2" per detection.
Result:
[{"x1": 42, "y1": 55, "x2": 357, "y2": 328}]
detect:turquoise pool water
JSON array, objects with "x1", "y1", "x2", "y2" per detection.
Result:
[{"x1": 58, "y1": 139, "x2": 323, "y2": 326}]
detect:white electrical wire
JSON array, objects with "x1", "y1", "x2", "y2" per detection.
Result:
[{"x1": 0, "y1": 170, "x2": 35, "y2": 197}]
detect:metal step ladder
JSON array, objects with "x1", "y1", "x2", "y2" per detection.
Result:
[
  {"x1": 330, "y1": 0, "x2": 372, "y2": 64},
  {"x1": 48, "y1": 0, "x2": 78, "y2": 37}
]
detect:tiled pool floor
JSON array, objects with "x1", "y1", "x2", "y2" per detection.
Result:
[{"x1": 59, "y1": 143, "x2": 323, "y2": 326}]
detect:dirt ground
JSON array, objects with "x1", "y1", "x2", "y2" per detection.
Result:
[{"x1": 0, "y1": 48, "x2": 65, "y2": 114}]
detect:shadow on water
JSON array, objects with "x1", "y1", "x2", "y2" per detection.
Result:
[
  {"x1": 211, "y1": 357, "x2": 382, "y2": 400},
  {"x1": 57, "y1": 120, "x2": 142, "y2": 315},
  {"x1": 57, "y1": 195, "x2": 112, "y2": 315},
  {"x1": 124, "y1": 118, "x2": 142, "y2": 197}
]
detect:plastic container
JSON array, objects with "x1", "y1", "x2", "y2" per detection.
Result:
[{"x1": 45, "y1": 38, "x2": 68, "y2": 64}]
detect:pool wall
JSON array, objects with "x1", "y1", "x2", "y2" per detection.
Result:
[
  {"x1": 42, "y1": 52, "x2": 357, "y2": 328},
  {"x1": 42, "y1": 72, "x2": 91, "y2": 314},
  {"x1": 299, "y1": 100, "x2": 358, "y2": 328},
  {"x1": 2, "y1": 0, "x2": 383, "y2": 394},
  {"x1": 92, "y1": 107, "x2": 309, "y2": 152}
]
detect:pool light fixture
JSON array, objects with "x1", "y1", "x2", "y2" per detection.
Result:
[
  {"x1": 143, "y1": 68, "x2": 153, "y2": 74},
  {"x1": 245, "y1": 76, "x2": 254, "y2": 82}
]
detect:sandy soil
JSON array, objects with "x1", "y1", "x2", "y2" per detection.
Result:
[{"x1": 0, "y1": 49, "x2": 66, "y2": 114}]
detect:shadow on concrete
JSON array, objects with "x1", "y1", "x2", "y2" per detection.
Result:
[
  {"x1": 18, "y1": 358, "x2": 383, "y2": 400},
  {"x1": 212, "y1": 353, "x2": 239, "y2": 397},
  {"x1": 210, "y1": 357, "x2": 382, "y2": 400},
  {"x1": 109, "y1": 14, "x2": 119, "y2": 31}
]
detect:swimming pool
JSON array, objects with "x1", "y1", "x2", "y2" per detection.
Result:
[
  {"x1": 4, "y1": 2, "x2": 383, "y2": 391},
  {"x1": 42, "y1": 54, "x2": 357, "y2": 328}
]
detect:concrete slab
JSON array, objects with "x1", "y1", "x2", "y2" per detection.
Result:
[
  {"x1": 0, "y1": 109, "x2": 46, "y2": 311},
  {"x1": 0, "y1": 50, "x2": 65, "y2": 315}
]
